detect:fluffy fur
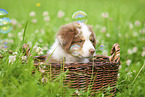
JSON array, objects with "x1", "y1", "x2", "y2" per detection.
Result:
[{"x1": 46, "y1": 22, "x2": 96, "y2": 63}]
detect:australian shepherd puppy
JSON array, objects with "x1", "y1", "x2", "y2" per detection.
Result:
[{"x1": 46, "y1": 22, "x2": 96, "y2": 63}]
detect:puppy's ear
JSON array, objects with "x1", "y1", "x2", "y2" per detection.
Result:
[{"x1": 57, "y1": 23, "x2": 78, "y2": 50}]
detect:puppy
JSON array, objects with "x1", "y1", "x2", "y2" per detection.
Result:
[{"x1": 46, "y1": 22, "x2": 96, "y2": 63}]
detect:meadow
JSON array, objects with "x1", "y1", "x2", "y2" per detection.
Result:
[{"x1": 0, "y1": 0, "x2": 145, "y2": 96}]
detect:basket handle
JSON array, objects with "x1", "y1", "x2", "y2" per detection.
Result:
[
  {"x1": 109, "y1": 43, "x2": 120, "y2": 63},
  {"x1": 22, "y1": 44, "x2": 31, "y2": 56}
]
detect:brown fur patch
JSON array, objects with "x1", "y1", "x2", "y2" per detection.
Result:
[
  {"x1": 57, "y1": 23, "x2": 78, "y2": 53},
  {"x1": 71, "y1": 36, "x2": 85, "y2": 51},
  {"x1": 46, "y1": 23, "x2": 97, "y2": 63},
  {"x1": 57, "y1": 23, "x2": 96, "y2": 54}
]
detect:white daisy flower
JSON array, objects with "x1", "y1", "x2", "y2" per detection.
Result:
[
  {"x1": 29, "y1": 11, "x2": 36, "y2": 17},
  {"x1": 118, "y1": 33, "x2": 122, "y2": 37},
  {"x1": 31, "y1": 19, "x2": 37, "y2": 24},
  {"x1": 127, "y1": 72, "x2": 133, "y2": 77},
  {"x1": 127, "y1": 72, "x2": 132, "y2": 75},
  {"x1": 43, "y1": 66, "x2": 46, "y2": 69},
  {"x1": 43, "y1": 11, "x2": 49, "y2": 16},
  {"x1": 132, "y1": 47, "x2": 138, "y2": 53},
  {"x1": 142, "y1": 38, "x2": 145, "y2": 41},
  {"x1": 101, "y1": 12, "x2": 109, "y2": 18},
  {"x1": 36, "y1": 47, "x2": 41, "y2": 52},
  {"x1": 57, "y1": 10, "x2": 65, "y2": 18},
  {"x1": 133, "y1": 70, "x2": 136, "y2": 73},
  {"x1": 35, "y1": 42, "x2": 39, "y2": 46},
  {"x1": 117, "y1": 73, "x2": 120, "y2": 78},
  {"x1": 39, "y1": 39, "x2": 43, "y2": 42},
  {"x1": 139, "y1": 28, "x2": 145, "y2": 34},
  {"x1": 126, "y1": 59, "x2": 131, "y2": 66},
  {"x1": 17, "y1": 24, "x2": 22, "y2": 28},
  {"x1": 38, "y1": 51, "x2": 43, "y2": 55},
  {"x1": 35, "y1": 47, "x2": 43, "y2": 55},
  {"x1": 21, "y1": 29, "x2": 24, "y2": 33},
  {"x1": 101, "y1": 26, "x2": 106, "y2": 33},
  {"x1": 13, "y1": 52, "x2": 18, "y2": 55},
  {"x1": 21, "y1": 56, "x2": 27, "y2": 60},
  {"x1": 143, "y1": 47, "x2": 145, "y2": 51},
  {"x1": 106, "y1": 33, "x2": 110, "y2": 37},
  {"x1": 33, "y1": 45, "x2": 37, "y2": 50},
  {"x1": 25, "y1": 69, "x2": 28, "y2": 71},
  {"x1": 20, "y1": 37, "x2": 23, "y2": 41},
  {"x1": 119, "y1": 65, "x2": 122, "y2": 70},
  {"x1": 41, "y1": 78, "x2": 45, "y2": 82},
  {"x1": 127, "y1": 49, "x2": 133, "y2": 55},
  {"x1": 43, "y1": 46, "x2": 48, "y2": 50},
  {"x1": 18, "y1": 32, "x2": 23, "y2": 36},
  {"x1": 40, "y1": 62, "x2": 44, "y2": 65},
  {"x1": 40, "y1": 69, "x2": 45, "y2": 73},
  {"x1": 11, "y1": 19, "x2": 17, "y2": 26},
  {"x1": 27, "y1": 42, "x2": 32, "y2": 47},
  {"x1": 129, "y1": 22, "x2": 133, "y2": 29},
  {"x1": 9, "y1": 39, "x2": 14, "y2": 44},
  {"x1": 141, "y1": 51, "x2": 145, "y2": 57},
  {"x1": 8, "y1": 33, "x2": 13, "y2": 37},
  {"x1": 134, "y1": 20, "x2": 141, "y2": 26},
  {"x1": 75, "y1": 90, "x2": 80, "y2": 95},
  {"x1": 133, "y1": 32, "x2": 138, "y2": 37},
  {"x1": 44, "y1": 16, "x2": 50, "y2": 22},
  {"x1": 41, "y1": 78, "x2": 47, "y2": 83},
  {"x1": 40, "y1": 29, "x2": 45, "y2": 34},
  {"x1": 35, "y1": 29, "x2": 39, "y2": 33},
  {"x1": 9, "y1": 55, "x2": 16, "y2": 63}
]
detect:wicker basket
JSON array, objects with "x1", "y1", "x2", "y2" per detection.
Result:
[{"x1": 23, "y1": 43, "x2": 121, "y2": 96}]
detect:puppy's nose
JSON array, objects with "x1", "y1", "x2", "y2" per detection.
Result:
[{"x1": 89, "y1": 49, "x2": 95, "y2": 55}]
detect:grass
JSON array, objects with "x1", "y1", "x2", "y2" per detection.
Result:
[{"x1": 0, "y1": 0, "x2": 145, "y2": 96}]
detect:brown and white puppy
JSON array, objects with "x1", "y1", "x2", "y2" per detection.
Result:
[{"x1": 46, "y1": 22, "x2": 96, "y2": 63}]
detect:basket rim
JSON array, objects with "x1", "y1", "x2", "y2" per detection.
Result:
[{"x1": 34, "y1": 61, "x2": 120, "y2": 68}]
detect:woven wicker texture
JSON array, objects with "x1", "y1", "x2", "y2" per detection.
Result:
[{"x1": 29, "y1": 43, "x2": 120, "y2": 96}]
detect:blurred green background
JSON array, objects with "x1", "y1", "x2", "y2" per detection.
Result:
[{"x1": 0, "y1": 0, "x2": 145, "y2": 97}]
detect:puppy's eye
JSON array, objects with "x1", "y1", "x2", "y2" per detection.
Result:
[
  {"x1": 90, "y1": 39, "x2": 94, "y2": 42},
  {"x1": 78, "y1": 40, "x2": 83, "y2": 43}
]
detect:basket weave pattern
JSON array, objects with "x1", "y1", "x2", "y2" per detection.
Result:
[{"x1": 25, "y1": 43, "x2": 120, "y2": 95}]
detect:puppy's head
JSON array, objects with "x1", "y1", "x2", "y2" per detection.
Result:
[{"x1": 57, "y1": 23, "x2": 96, "y2": 58}]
